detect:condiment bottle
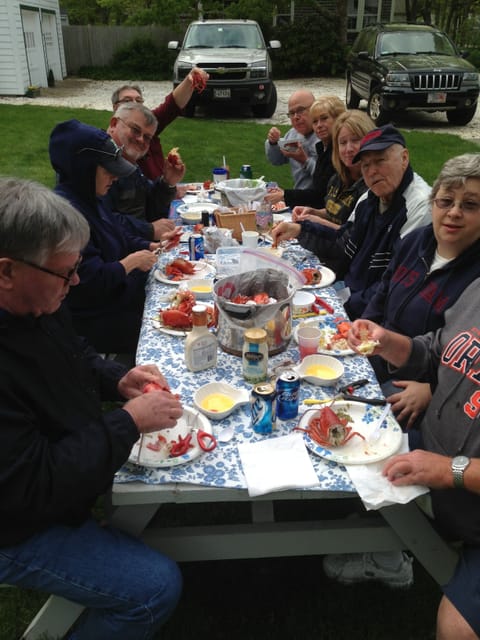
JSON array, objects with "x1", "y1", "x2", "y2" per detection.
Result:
[
  {"x1": 184, "y1": 305, "x2": 218, "y2": 372},
  {"x1": 242, "y1": 328, "x2": 268, "y2": 383}
]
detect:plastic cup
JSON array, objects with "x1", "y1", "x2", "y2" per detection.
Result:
[
  {"x1": 212, "y1": 167, "x2": 228, "y2": 183},
  {"x1": 242, "y1": 230, "x2": 259, "y2": 248},
  {"x1": 297, "y1": 326, "x2": 321, "y2": 360}
]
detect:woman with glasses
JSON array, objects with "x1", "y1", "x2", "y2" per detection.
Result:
[
  {"x1": 266, "y1": 95, "x2": 346, "y2": 209},
  {"x1": 363, "y1": 153, "x2": 480, "y2": 430},
  {"x1": 50, "y1": 119, "x2": 164, "y2": 356}
]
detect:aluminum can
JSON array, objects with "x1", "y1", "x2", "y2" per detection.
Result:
[
  {"x1": 188, "y1": 233, "x2": 204, "y2": 260},
  {"x1": 251, "y1": 382, "x2": 276, "y2": 435},
  {"x1": 240, "y1": 164, "x2": 253, "y2": 179},
  {"x1": 276, "y1": 370, "x2": 300, "y2": 420}
]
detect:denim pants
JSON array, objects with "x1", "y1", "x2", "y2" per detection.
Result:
[{"x1": 0, "y1": 517, "x2": 182, "y2": 639}]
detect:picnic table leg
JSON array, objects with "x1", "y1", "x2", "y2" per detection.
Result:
[
  {"x1": 22, "y1": 595, "x2": 84, "y2": 640},
  {"x1": 380, "y1": 501, "x2": 459, "y2": 586}
]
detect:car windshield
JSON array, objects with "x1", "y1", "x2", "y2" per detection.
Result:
[
  {"x1": 184, "y1": 24, "x2": 264, "y2": 49},
  {"x1": 379, "y1": 31, "x2": 457, "y2": 56}
]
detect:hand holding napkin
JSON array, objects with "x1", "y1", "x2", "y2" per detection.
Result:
[
  {"x1": 238, "y1": 433, "x2": 320, "y2": 497},
  {"x1": 345, "y1": 435, "x2": 429, "y2": 510}
]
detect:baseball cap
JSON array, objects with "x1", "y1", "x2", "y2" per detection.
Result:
[
  {"x1": 95, "y1": 138, "x2": 136, "y2": 178},
  {"x1": 353, "y1": 124, "x2": 406, "y2": 163}
]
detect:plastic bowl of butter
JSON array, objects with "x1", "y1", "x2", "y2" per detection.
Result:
[
  {"x1": 296, "y1": 354, "x2": 344, "y2": 386},
  {"x1": 184, "y1": 278, "x2": 214, "y2": 299},
  {"x1": 194, "y1": 382, "x2": 250, "y2": 420}
]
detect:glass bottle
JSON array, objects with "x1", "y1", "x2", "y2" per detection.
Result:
[{"x1": 184, "y1": 305, "x2": 218, "y2": 372}]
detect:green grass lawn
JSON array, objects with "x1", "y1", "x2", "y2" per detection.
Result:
[
  {"x1": 1, "y1": 103, "x2": 479, "y2": 189},
  {"x1": 0, "y1": 103, "x2": 478, "y2": 639}
]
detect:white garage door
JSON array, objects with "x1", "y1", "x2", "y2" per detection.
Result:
[
  {"x1": 41, "y1": 11, "x2": 62, "y2": 84},
  {"x1": 21, "y1": 8, "x2": 47, "y2": 87}
]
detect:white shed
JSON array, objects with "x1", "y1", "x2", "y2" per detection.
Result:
[{"x1": 0, "y1": 0, "x2": 66, "y2": 95}]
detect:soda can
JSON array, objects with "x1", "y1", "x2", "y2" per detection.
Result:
[
  {"x1": 240, "y1": 164, "x2": 253, "y2": 179},
  {"x1": 251, "y1": 382, "x2": 276, "y2": 435},
  {"x1": 189, "y1": 234, "x2": 204, "y2": 261},
  {"x1": 276, "y1": 370, "x2": 300, "y2": 420}
]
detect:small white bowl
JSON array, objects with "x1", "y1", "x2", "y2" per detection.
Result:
[
  {"x1": 296, "y1": 354, "x2": 344, "y2": 386},
  {"x1": 178, "y1": 202, "x2": 217, "y2": 224},
  {"x1": 194, "y1": 383, "x2": 250, "y2": 420},
  {"x1": 293, "y1": 291, "x2": 315, "y2": 315},
  {"x1": 184, "y1": 278, "x2": 214, "y2": 299}
]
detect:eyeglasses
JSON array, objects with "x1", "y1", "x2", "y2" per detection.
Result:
[
  {"x1": 286, "y1": 106, "x2": 308, "y2": 118},
  {"x1": 116, "y1": 117, "x2": 153, "y2": 144},
  {"x1": 16, "y1": 257, "x2": 82, "y2": 284},
  {"x1": 115, "y1": 96, "x2": 144, "y2": 105},
  {"x1": 433, "y1": 198, "x2": 480, "y2": 214}
]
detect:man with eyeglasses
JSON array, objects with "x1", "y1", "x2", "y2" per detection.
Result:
[
  {"x1": 265, "y1": 89, "x2": 318, "y2": 189},
  {"x1": 111, "y1": 68, "x2": 208, "y2": 182},
  {"x1": 0, "y1": 177, "x2": 183, "y2": 639},
  {"x1": 106, "y1": 102, "x2": 184, "y2": 238}
]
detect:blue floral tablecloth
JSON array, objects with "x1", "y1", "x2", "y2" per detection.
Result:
[{"x1": 115, "y1": 241, "x2": 382, "y2": 492}]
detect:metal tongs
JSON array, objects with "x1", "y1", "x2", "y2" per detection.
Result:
[{"x1": 304, "y1": 378, "x2": 387, "y2": 406}]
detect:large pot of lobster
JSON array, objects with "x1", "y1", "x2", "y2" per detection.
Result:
[{"x1": 213, "y1": 268, "x2": 295, "y2": 356}]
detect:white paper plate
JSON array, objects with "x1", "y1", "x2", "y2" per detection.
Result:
[
  {"x1": 152, "y1": 319, "x2": 189, "y2": 337},
  {"x1": 293, "y1": 318, "x2": 354, "y2": 356},
  {"x1": 154, "y1": 261, "x2": 215, "y2": 285},
  {"x1": 300, "y1": 401, "x2": 402, "y2": 465},
  {"x1": 128, "y1": 406, "x2": 213, "y2": 468},
  {"x1": 300, "y1": 265, "x2": 335, "y2": 289}
]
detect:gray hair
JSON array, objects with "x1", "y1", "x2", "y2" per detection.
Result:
[
  {"x1": 114, "y1": 102, "x2": 158, "y2": 129},
  {"x1": 0, "y1": 178, "x2": 90, "y2": 264},
  {"x1": 431, "y1": 153, "x2": 480, "y2": 200},
  {"x1": 111, "y1": 84, "x2": 143, "y2": 107}
]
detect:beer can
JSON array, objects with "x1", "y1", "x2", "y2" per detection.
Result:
[
  {"x1": 240, "y1": 164, "x2": 253, "y2": 179},
  {"x1": 188, "y1": 233, "x2": 204, "y2": 260},
  {"x1": 251, "y1": 382, "x2": 276, "y2": 435},
  {"x1": 276, "y1": 370, "x2": 300, "y2": 420}
]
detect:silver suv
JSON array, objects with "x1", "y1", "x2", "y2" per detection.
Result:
[{"x1": 168, "y1": 19, "x2": 281, "y2": 118}]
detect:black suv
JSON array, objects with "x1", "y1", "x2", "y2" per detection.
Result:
[{"x1": 346, "y1": 23, "x2": 479, "y2": 126}]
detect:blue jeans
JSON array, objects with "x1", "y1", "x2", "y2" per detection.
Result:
[{"x1": 0, "y1": 518, "x2": 182, "y2": 639}]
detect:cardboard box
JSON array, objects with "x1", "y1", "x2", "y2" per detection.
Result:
[{"x1": 214, "y1": 209, "x2": 256, "y2": 242}]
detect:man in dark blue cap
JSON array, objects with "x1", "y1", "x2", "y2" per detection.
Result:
[{"x1": 272, "y1": 124, "x2": 431, "y2": 320}]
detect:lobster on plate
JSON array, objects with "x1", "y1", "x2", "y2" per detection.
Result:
[
  {"x1": 160, "y1": 290, "x2": 216, "y2": 330},
  {"x1": 165, "y1": 258, "x2": 196, "y2": 281},
  {"x1": 296, "y1": 405, "x2": 365, "y2": 447},
  {"x1": 301, "y1": 267, "x2": 322, "y2": 286}
]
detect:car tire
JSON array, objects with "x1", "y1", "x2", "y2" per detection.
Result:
[
  {"x1": 252, "y1": 84, "x2": 277, "y2": 118},
  {"x1": 346, "y1": 77, "x2": 360, "y2": 109},
  {"x1": 446, "y1": 105, "x2": 477, "y2": 126},
  {"x1": 367, "y1": 89, "x2": 391, "y2": 126},
  {"x1": 184, "y1": 99, "x2": 196, "y2": 118}
]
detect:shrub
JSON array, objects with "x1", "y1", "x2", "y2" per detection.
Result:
[
  {"x1": 111, "y1": 36, "x2": 171, "y2": 77},
  {"x1": 271, "y1": 9, "x2": 347, "y2": 78}
]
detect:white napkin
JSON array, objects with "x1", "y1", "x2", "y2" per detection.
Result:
[
  {"x1": 238, "y1": 433, "x2": 320, "y2": 497},
  {"x1": 345, "y1": 435, "x2": 429, "y2": 510}
]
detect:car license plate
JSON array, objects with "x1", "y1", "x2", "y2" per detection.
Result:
[
  {"x1": 427, "y1": 92, "x2": 447, "y2": 104},
  {"x1": 213, "y1": 88, "x2": 231, "y2": 99}
]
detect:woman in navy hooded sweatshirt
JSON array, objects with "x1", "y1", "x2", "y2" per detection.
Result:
[{"x1": 50, "y1": 119, "x2": 161, "y2": 354}]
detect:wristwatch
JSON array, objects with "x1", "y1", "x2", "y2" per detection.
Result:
[{"x1": 451, "y1": 455, "x2": 470, "y2": 489}]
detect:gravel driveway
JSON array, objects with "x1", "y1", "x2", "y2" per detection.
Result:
[{"x1": 1, "y1": 76, "x2": 479, "y2": 142}]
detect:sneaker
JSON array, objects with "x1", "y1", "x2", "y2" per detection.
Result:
[{"x1": 323, "y1": 552, "x2": 414, "y2": 588}]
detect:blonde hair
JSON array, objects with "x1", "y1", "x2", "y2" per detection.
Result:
[
  {"x1": 310, "y1": 96, "x2": 346, "y2": 121},
  {"x1": 331, "y1": 110, "x2": 376, "y2": 184}
]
